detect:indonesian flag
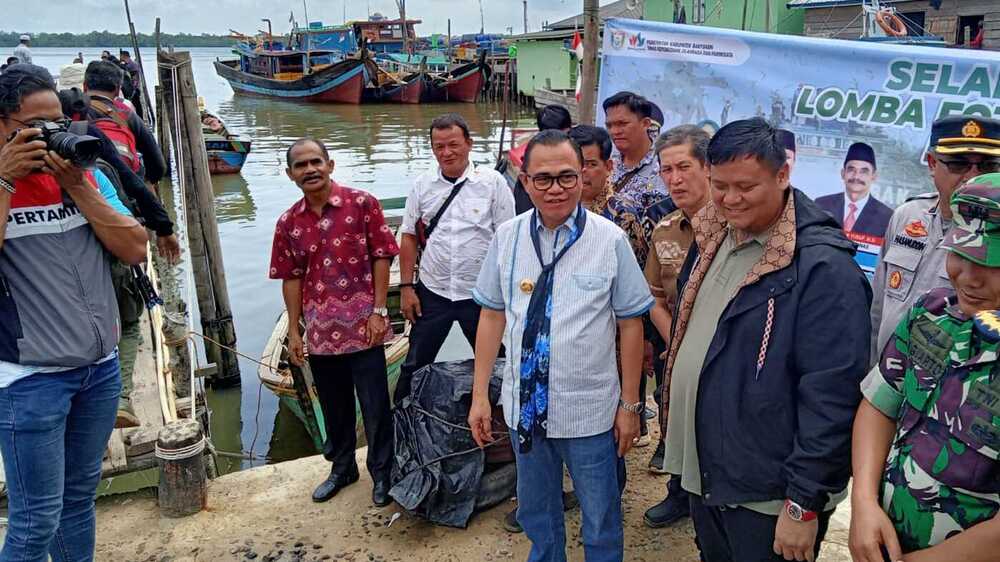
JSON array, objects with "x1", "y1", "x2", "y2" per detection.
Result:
[{"x1": 573, "y1": 31, "x2": 583, "y2": 102}]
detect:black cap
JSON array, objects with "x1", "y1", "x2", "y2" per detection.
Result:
[
  {"x1": 931, "y1": 116, "x2": 1000, "y2": 157},
  {"x1": 649, "y1": 102, "x2": 664, "y2": 128},
  {"x1": 845, "y1": 142, "x2": 876, "y2": 169},
  {"x1": 777, "y1": 129, "x2": 796, "y2": 152}
]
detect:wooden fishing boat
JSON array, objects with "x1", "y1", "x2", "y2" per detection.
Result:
[
  {"x1": 425, "y1": 54, "x2": 489, "y2": 103},
  {"x1": 384, "y1": 73, "x2": 426, "y2": 104},
  {"x1": 204, "y1": 135, "x2": 252, "y2": 175},
  {"x1": 201, "y1": 111, "x2": 251, "y2": 175},
  {"x1": 258, "y1": 312, "x2": 408, "y2": 452},
  {"x1": 214, "y1": 51, "x2": 368, "y2": 104},
  {"x1": 361, "y1": 59, "x2": 425, "y2": 105}
]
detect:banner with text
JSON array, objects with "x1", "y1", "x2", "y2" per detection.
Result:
[{"x1": 598, "y1": 18, "x2": 1000, "y2": 277}]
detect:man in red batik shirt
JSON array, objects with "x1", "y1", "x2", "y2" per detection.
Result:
[{"x1": 270, "y1": 138, "x2": 400, "y2": 507}]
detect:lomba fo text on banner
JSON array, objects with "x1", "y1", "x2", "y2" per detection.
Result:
[{"x1": 597, "y1": 18, "x2": 1000, "y2": 278}]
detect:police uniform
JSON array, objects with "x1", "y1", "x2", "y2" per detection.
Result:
[
  {"x1": 870, "y1": 192, "x2": 950, "y2": 361},
  {"x1": 861, "y1": 177, "x2": 1000, "y2": 552},
  {"x1": 870, "y1": 116, "x2": 1000, "y2": 362}
]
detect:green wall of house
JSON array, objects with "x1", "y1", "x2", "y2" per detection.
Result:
[
  {"x1": 644, "y1": 0, "x2": 804, "y2": 35},
  {"x1": 513, "y1": 39, "x2": 574, "y2": 97}
]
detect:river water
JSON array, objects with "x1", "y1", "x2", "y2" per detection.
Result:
[{"x1": 29, "y1": 47, "x2": 532, "y2": 473}]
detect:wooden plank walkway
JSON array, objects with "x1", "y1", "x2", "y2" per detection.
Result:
[{"x1": 102, "y1": 306, "x2": 166, "y2": 477}]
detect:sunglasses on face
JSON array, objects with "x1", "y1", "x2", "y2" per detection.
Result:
[
  {"x1": 937, "y1": 158, "x2": 1000, "y2": 175},
  {"x1": 525, "y1": 172, "x2": 580, "y2": 191}
]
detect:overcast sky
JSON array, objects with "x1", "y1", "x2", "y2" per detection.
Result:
[{"x1": 7, "y1": 0, "x2": 619, "y2": 36}]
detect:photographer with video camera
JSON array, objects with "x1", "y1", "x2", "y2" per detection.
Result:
[{"x1": 0, "y1": 64, "x2": 147, "y2": 561}]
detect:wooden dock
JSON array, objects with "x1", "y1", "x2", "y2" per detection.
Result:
[
  {"x1": 100, "y1": 251, "x2": 210, "y2": 481},
  {"x1": 102, "y1": 308, "x2": 163, "y2": 477}
]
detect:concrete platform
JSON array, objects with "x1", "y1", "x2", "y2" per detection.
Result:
[{"x1": 94, "y1": 428, "x2": 853, "y2": 562}]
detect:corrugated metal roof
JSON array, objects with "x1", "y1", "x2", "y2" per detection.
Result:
[
  {"x1": 508, "y1": 29, "x2": 580, "y2": 42},
  {"x1": 546, "y1": 0, "x2": 644, "y2": 30},
  {"x1": 787, "y1": 0, "x2": 901, "y2": 8}
]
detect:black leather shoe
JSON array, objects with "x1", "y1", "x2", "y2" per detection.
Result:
[
  {"x1": 312, "y1": 468, "x2": 360, "y2": 503},
  {"x1": 643, "y1": 479, "x2": 690, "y2": 528},
  {"x1": 648, "y1": 440, "x2": 668, "y2": 474},
  {"x1": 561, "y1": 490, "x2": 579, "y2": 511},
  {"x1": 503, "y1": 506, "x2": 522, "y2": 533},
  {"x1": 372, "y1": 479, "x2": 392, "y2": 507}
]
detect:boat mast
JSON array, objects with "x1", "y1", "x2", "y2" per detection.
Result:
[
  {"x1": 395, "y1": 0, "x2": 410, "y2": 54},
  {"x1": 302, "y1": 0, "x2": 312, "y2": 74},
  {"x1": 479, "y1": 0, "x2": 485, "y2": 34}
]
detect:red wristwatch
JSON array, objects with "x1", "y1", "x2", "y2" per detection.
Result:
[{"x1": 784, "y1": 499, "x2": 817, "y2": 522}]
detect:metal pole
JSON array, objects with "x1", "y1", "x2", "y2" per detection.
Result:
[
  {"x1": 765, "y1": 0, "x2": 772, "y2": 32},
  {"x1": 523, "y1": 0, "x2": 528, "y2": 34},
  {"x1": 578, "y1": 0, "x2": 600, "y2": 125},
  {"x1": 741, "y1": 0, "x2": 750, "y2": 31}
]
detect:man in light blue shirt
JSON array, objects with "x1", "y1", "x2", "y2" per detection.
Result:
[{"x1": 469, "y1": 130, "x2": 653, "y2": 562}]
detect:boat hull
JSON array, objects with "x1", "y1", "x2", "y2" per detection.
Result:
[
  {"x1": 445, "y1": 67, "x2": 484, "y2": 103},
  {"x1": 258, "y1": 311, "x2": 409, "y2": 454},
  {"x1": 425, "y1": 63, "x2": 485, "y2": 103},
  {"x1": 386, "y1": 77, "x2": 424, "y2": 104},
  {"x1": 214, "y1": 59, "x2": 367, "y2": 104},
  {"x1": 205, "y1": 137, "x2": 252, "y2": 175}
]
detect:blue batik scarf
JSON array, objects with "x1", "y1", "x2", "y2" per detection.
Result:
[{"x1": 517, "y1": 205, "x2": 587, "y2": 453}]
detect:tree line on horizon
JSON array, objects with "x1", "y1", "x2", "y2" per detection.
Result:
[{"x1": 0, "y1": 31, "x2": 233, "y2": 48}]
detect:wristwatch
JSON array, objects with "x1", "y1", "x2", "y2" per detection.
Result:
[
  {"x1": 618, "y1": 398, "x2": 643, "y2": 414},
  {"x1": 372, "y1": 306, "x2": 389, "y2": 317},
  {"x1": 0, "y1": 176, "x2": 14, "y2": 195},
  {"x1": 784, "y1": 499, "x2": 817, "y2": 522}
]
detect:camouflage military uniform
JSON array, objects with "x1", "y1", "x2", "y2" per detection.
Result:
[
  {"x1": 861, "y1": 177, "x2": 1000, "y2": 551},
  {"x1": 862, "y1": 288, "x2": 1000, "y2": 550}
]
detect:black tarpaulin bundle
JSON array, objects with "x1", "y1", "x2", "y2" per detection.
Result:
[{"x1": 389, "y1": 359, "x2": 508, "y2": 528}]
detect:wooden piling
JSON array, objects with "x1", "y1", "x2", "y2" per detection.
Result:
[
  {"x1": 156, "y1": 419, "x2": 207, "y2": 517},
  {"x1": 157, "y1": 49, "x2": 241, "y2": 387}
]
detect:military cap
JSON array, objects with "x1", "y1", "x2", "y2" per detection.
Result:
[
  {"x1": 844, "y1": 142, "x2": 877, "y2": 169},
  {"x1": 931, "y1": 116, "x2": 1000, "y2": 157},
  {"x1": 942, "y1": 173, "x2": 1000, "y2": 267}
]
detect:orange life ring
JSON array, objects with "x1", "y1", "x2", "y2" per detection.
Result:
[{"x1": 875, "y1": 10, "x2": 907, "y2": 37}]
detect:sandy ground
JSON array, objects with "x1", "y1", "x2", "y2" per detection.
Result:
[{"x1": 92, "y1": 425, "x2": 854, "y2": 562}]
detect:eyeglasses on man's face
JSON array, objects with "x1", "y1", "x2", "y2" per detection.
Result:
[
  {"x1": 937, "y1": 157, "x2": 1000, "y2": 175},
  {"x1": 525, "y1": 172, "x2": 580, "y2": 191}
]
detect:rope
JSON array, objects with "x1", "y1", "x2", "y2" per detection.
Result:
[
  {"x1": 755, "y1": 297, "x2": 775, "y2": 380},
  {"x1": 188, "y1": 329, "x2": 281, "y2": 372},
  {"x1": 155, "y1": 436, "x2": 207, "y2": 460}
]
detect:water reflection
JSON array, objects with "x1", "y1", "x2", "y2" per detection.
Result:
[
  {"x1": 267, "y1": 399, "x2": 319, "y2": 464},
  {"x1": 212, "y1": 173, "x2": 257, "y2": 224}
]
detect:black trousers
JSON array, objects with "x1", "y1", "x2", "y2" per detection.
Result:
[
  {"x1": 689, "y1": 493, "x2": 832, "y2": 562},
  {"x1": 309, "y1": 347, "x2": 393, "y2": 483},
  {"x1": 394, "y1": 283, "x2": 482, "y2": 404}
]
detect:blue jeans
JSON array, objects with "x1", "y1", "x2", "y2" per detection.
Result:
[
  {"x1": 512, "y1": 429, "x2": 625, "y2": 562},
  {"x1": 0, "y1": 357, "x2": 120, "y2": 562}
]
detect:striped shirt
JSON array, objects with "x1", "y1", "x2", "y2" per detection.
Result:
[{"x1": 473, "y1": 209, "x2": 653, "y2": 439}]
